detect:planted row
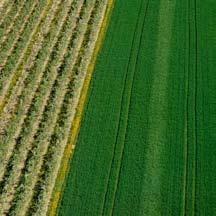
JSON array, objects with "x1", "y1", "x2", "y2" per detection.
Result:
[
  {"x1": 0, "y1": 0, "x2": 51, "y2": 109},
  {"x1": 0, "y1": 0, "x2": 62, "y2": 178},
  {"x1": 0, "y1": 0, "x2": 36, "y2": 70},
  {"x1": 0, "y1": 0, "x2": 95, "y2": 214},
  {"x1": 0, "y1": 0, "x2": 63, "y2": 182},
  {"x1": 6, "y1": 1, "x2": 96, "y2": 214},
  {"x1": 0, "y1": 0, "x2": 15, "y2": 27},
  {"x1": 36, "y1": 2, "x2": 108, "y2": 215},
  {"x1": 6, "y1": 1, "x2": 106, "y2": 215},
  {"x1": 0, "y1": 0, "x2": 28, "y2": 46},
  {"x1": 0, "y1": 0, "x2": 109, "y2": 215}
]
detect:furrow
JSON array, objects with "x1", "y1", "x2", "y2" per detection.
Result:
[
  {"x1": 0, "y1": 0, "x2": 27, "y2": 46},
  {"x1": 102, "y1": 1, "x2": 149, "y2": 215},
  {"x1": 0, "y1": 0, "x2": 61, "y2": 138},
  {"x1": 0, "y1": 0, "x2": 76, "y2": 192},
  {"x1": 184, "y1": 0, "x2": 198, "y2": 214},
  {"x1": 0, "y1": 0, "x2": 54, "y2": 112},
  {"x1": 0, "y1": 0, "x2": 44, "y2": 73},
  {"x1": 7, "y1": 1, "x2": 98, "y2": 215},
  {"x1": 183, "y1": 0, "x2": 190, "y2": 214},
  {"x1": 0, "y1": 0, "x2": 37, "y2": 70},
  {"x1": 194, "y1": 1, "x2": 198, "y2": 213},
  {"x1": 27, "y1": 1, "x2": 108, "y2": 215},
  {"x1": 0, "y1": 0, "x2": 63, "y2": 135},
  {"x1": 0, "y1": 1, "x2": 95, "y2": 214},
  {"x1": 49, "y1": 1, "x2": 113, "y2": 215},
  {"x1": 0, "y1": 0, "x2": 61, "y2": 180}
]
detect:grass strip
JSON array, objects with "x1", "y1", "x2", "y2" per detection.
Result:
[{"x1": 57, "y1": 0, "x2": 152, "y2": 214}]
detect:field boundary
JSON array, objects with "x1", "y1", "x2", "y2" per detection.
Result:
[{"x1": 48, "y1": 0, "x2": 114, "y2": 215}]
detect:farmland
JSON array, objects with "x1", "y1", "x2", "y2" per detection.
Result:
[
  {"x1": 0, "y1": 0, "x2": 216, "y2": 216},
  {"x1": 0, "y1": 0, "x2": 108, "y2": 215},
  {"x1": 58, "y1": 0, "x2": 216, "y2": 215}
]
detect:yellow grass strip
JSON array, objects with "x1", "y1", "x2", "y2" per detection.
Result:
[{"x1": 48, "y1": 0, "x2": 114, "y2": 215}]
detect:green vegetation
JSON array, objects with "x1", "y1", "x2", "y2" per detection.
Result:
[
  {"x1": 59, "y1": 0, "x2": 216, "y2": 215},
  {"x1": 0, "y1": 0, "x2": 216, "y2": 215},
  {"x1": 0, "y1": 1, "x2": 15, "y2": 28}
]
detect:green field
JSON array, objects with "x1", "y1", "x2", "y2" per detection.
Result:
[{"x1": 59, "y1": 0, "x2": 216, "y2": 215}]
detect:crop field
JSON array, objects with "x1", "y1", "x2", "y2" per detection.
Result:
[
  {"x1": 0, "y1": 0, "x2": 109, "y2": 215},
  {"x1": 0, "y1": 0, "x2": 215, "y2": 216},
  {"x1": 58, "y1": 0, "x2": 216, "y2": 215}
]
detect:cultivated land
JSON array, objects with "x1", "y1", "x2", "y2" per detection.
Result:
[
  {"x1": 0, "y1": 1, "x2": 108, "y2": 215},
  {"x1": 0, "y1": 0, "x2": 216, "y2": 216},
  {"x1": 59, "y1": 0, "x2": 216, "y2": 215}
]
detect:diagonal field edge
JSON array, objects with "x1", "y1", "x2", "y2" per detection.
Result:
[{"x1": 48, "y1": 1, "x2": 114, "y2": 215}]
